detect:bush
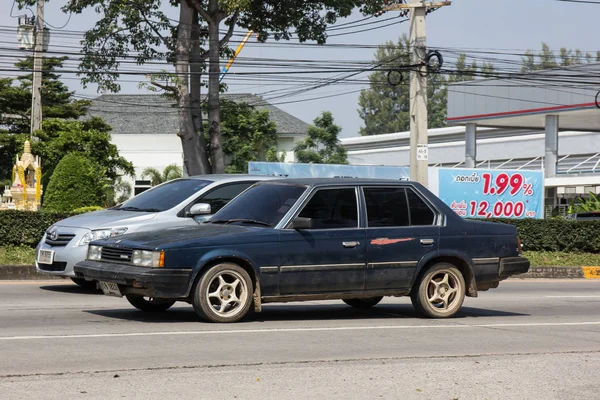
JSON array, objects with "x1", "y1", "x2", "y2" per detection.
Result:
[
  {"x1": 43, "y1": 153, "x2": 105, "y2": 212},
  {"x1": 485, "y1": 218, "x2": 600, "y2": 253},
  {"x1": 72, "y1": 206, "x2": 104, "y2": 215},
  {"x1": 0, "y1": 210, "x2": 71, "y2": 247}
]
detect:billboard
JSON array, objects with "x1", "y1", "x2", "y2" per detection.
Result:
[
  {"x1": 248, "y1": 162, "x2": 410, "y2": 180},
  {"x1": 435, "y1": 168, "x2": 544, "y2": 219}
]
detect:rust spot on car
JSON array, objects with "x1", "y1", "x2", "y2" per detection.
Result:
[{"x1": 370, "y1": 238, "x2": 414, "y2": 246}]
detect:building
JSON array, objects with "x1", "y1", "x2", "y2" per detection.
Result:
[
  {"x1": 341, "y1": 63, "x2": 600, "y2": 215},
  {"x1": 88, "y1": 93, "x2": 309, "y2": 193}
]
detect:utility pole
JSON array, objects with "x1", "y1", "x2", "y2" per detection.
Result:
[
  {"x1": 30, "y1": 0, "x2": 45, "y2": 139},
  {"x1": 382, "y1": 1, "x2": 450, "y2": 187}
]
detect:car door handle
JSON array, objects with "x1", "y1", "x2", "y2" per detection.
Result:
[
  {"x1": 343, "y1": 241, "x2": 360, "y2": 248},
  {"x1": 420, "y1": 239, "x2": 434, "y2": 246}
]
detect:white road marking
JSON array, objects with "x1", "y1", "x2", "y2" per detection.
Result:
[
  {"x1": 1, "y1": 321, "x2": 600, "y2": 341},
  {"x1": 545, "y1": 296, "x2": 600, "y2": 298}
]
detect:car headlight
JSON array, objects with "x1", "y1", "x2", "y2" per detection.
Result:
[
  {"x1": 78, "y1": 228, "x2": 128, "y2": 246},
  {"x1": 132, "y1": 250, "x2": 164, "y2": 268},
  {"x1": 87, "y1": 245, "x2": 102, "y2": 261}
]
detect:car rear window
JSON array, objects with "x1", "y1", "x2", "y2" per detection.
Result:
[{"x1": 116, "y1": 179, "x2": 211, "y2": 212}]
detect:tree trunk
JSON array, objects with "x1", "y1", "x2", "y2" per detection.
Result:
[
  {"x1": 176, "y1": 1, "x2": 210, "y2": 176},
  {"x1": 190, "y1": 11, "x2": 210, "y2": 174},
  {"x1": 207, "y1": 0, "x2": 225, "y2": 173}
]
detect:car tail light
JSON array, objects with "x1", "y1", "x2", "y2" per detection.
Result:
[{"x1": 517, "y1": 237, "x2": 522, "y2": 254}]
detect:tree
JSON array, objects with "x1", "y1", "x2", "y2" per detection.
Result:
[
  {"x1": 294, "y1": 111, "x2": 347, "y2": 164},
  {"x1": 219, "y1": 100, "x2": 279, "y2": 173},
  {"x1": 141, "y1": 164, "x2": 183, "y2": 186},
  {"x1": 358, "y1": 35, "x2": 485, "y2": 136},
  {"x1": 30, "y1": 117, "x2": 134, "y2": 188},
  {"x1": 521, "y1": 43, "x2": 596, "y2": 72},
  {"x1": 0, "y1": 57, "x2": 91, "y2": 184},
  {"x1": 42, "y1": 0, "x2": 385, "y2": 175},
  {"x1": 43, "y1": 153, "x2": 105, "y2": 212}
]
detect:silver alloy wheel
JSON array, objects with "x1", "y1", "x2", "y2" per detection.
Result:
[
  {"x1": 426, "y1": 269, "x2": 461, "y2": 311},
  {"x1": 205, "y1": 270, "x2": 249, "y2": 318}
]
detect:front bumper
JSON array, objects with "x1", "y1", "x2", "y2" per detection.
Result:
[
  {"x1": 35, "y1": 231, "x2": 90, "y2": 278},
  {"x1": 499, "y1": 256, "x2": 530, "y2": 279},
  {"x1": 74, "y1": 261, "x2": 193, "y2": 299}
]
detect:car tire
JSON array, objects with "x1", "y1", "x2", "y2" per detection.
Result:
[
  {"x1": 410, "y1": 262, "x2": 466, "y2": 318},
  {"x1": 71, "y1": 277, "x2": 100, "y2": 291},
  {"x1": 192, "y1": 263, "x2": 253, "y2": 323},
  {"x1": 125, "y1": 295, "x2": 176, "y2": 312},
  {"x1": 343, "y1": 297, "x2": 383, "y2": 308}
]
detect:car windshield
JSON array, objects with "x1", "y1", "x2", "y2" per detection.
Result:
[
  {"x1": 115, "y1": 179, "x2": 212, "y2": 212},
  {"x1": 209, "y1": 183, "x2": 307, "y2": 227}
]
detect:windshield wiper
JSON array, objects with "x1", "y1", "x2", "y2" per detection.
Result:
[
  {"x1": 209, "y1": 219, "x2": 272, "y2": 227},
  {"x1": 118, "y1": 206, "x2": 162, "y2": 212}
]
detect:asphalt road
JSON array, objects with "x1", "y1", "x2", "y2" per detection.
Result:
[{"x1": 0, "y1": 279, "x2": 599, "y2": 399}]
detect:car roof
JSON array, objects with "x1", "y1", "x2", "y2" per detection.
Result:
[
  {"x1": 258, "y1": 177, "x2": 413, "y2": 186},
  {"x1": 185, "y1": 174, "x2": 277, "y2": 183}
]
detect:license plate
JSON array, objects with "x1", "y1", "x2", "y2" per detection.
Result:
[
  {"x1": 38, "y1": 249, "x2": 54, "y2": 265},
  {"x1": 98, "y1": 281, "x2": 123, "y2": 297}
]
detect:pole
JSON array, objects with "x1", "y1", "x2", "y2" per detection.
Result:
[
  {"x1": 381, "y1": 1, "x2": 451, "y2": 187},
  {"x1": 30, "y1": 0, "x2": 44, "y2": 139},
  {"x1": 219, "y1": 30, "x2": 253, "y2": 82},
  {"x1": 409, "y1": 1, "x2": 428, "y2": 185}
]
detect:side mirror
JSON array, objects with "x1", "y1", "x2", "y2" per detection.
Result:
[
  {"x1": 290, "y1": 217, "x2": 312, "y2": 230},
  {"x1": 189, "y1": 203, "x2": 211, "y2": 216}
]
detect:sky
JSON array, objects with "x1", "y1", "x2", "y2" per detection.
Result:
[{"x1": 2, "y1": 0, "x2": 599, "y2": 138}]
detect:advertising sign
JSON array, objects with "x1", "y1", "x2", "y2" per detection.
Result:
[
  {"x1": 248, "y1": 162, "x2": 410, "y2": 180},
  {"x1": 436, "y1": 168, "x2": 544, "y2": 219}
]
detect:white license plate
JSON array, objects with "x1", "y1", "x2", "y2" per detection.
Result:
[
  {"x1": 98, "y1": 281, "x2": 122, "y2": 297},
  {"x1": 38, "y1": 249, "x2": 54, "y2": 265}
]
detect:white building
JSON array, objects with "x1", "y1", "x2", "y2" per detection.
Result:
[
  {"x1": 88, "y1": 94, "x2": 308, "y2": 194},
  {"x1": 341, "y1": 63, "x2": 600, "y2": 214}
]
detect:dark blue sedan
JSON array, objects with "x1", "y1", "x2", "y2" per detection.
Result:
[{"x1": 74, "y1": 178, "x2": 530, "y2": 323}]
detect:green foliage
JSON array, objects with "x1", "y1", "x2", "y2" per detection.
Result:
[
  {"x1": 522, "y1": 251, "x2": 600, "y2": 267},
  {"x1": 486, "y1": 218, "x2": 600, "y2": 253},
  {"x1": 72, "y1": 206, "x2": 105, "y2": 215},
  {"x1": 42, "y1": 154, "x2": 106, "y2": 212},
  {"x1": 56, "y1": 0, "x2": 386, "y2": 174},
  {"x1": 141, "y1": 164, "x2": 183, "y2": 186},
  {"x1": 294, "y1": 111, "x2": 347, "y2": 164},
  {"x1": 0, "y1": 210, "x2": 71, "y2": 247},
  {"x1": 0, "y1": 134, "x2": 26, "y2": 184},
  {"x1": 30, "y1": 117, "x2": 134, "y2": 188},
  {"x1": 358, "y1": 36, "x2": 486, "y2": 136},
  {"x1": 0, "y1": 57, "x2": 90, "y2": 135},
  {"x1": 220, "y1": 100, "x2": 279, "y2": 173},
  {"x1": 521, "y1": 42, "x2": 599, "y2": 72},
  {"x1": 567, "y1": 192, "x2": 600, "y2": 214},
  {"x1": 105, "y1": 176, "x2": 132, "y2": 206},
  {"x1": 0, "y1": 245, "x2": 36, "y2": 265}
]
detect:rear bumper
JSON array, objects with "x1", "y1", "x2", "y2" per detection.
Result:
[
  {"x1": 74, "y1": 261, "x2": 193, "y2": 298},
  {"x1": 499, "y1": 256, "x2": 530, "y2": 279}
]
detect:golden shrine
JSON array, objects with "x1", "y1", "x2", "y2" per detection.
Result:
[{"x1": 1, "y1": 140, "x2": 43, "y2": 211}]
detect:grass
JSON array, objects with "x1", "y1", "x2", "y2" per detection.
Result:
[
  {"x1": 0, "y1": 247, "x2": 599, "y2": 268},
  {"x1": 522, "y1": 251, "x2": 600, "y2": 267},
  {"x1": 0, "y1": 246, "x2": 36, "y2": 265}
]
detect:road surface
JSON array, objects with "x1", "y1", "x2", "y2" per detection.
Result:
[{"x1": 0, "y1": 279, "x2": 599, "y2": 399}]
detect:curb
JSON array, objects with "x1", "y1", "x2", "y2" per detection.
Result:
[
  {"x1": 512, "y1": 266, "x2": 585, "y2": 279},
  {"x1": 0, "y1": 265, "x2": 63, "y2": 280},
  {"x1": 0, "y1": 265, "x2": 597, "y2": 281}
]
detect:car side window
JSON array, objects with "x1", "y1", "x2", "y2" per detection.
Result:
[
  {"x1": 406, "y1": 188, "x2": 435, "y2": 226},
  {"x1": 364, "y1": 187, "x2": 409, "y2": 227},
  {"x1": 194, "y1": 182, "x2": 254, "y2": 214},
  {"x1": 298, "y1": 188, "x2": 358, "y2": 229}
]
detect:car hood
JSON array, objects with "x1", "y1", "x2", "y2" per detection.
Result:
[
  {"x1": 53, "y1": 209, "x2": 158, "y2": 230},
  {"x1": 94, "y1": 223, "x2": 274, "y2": 250}
]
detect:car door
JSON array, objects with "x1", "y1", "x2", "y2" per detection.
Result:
[
  {"x1": 278, "y1": 187, "x2": 366, "y2": 295},
  {"x1": 363, "y1": 186, "x2": 440, "y2": 291}
]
